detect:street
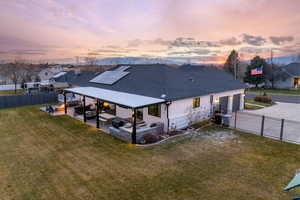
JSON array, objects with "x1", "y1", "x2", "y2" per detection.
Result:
[{"x1": 246, "y1": 93, "x2": 300, "y2": 104}]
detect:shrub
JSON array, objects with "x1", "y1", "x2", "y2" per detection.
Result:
[
  {"x1": 254, "y1": 95, "x2": 272, "y2": 103},
  {"x1": 143, "y1": 134, "x2": 160, "y2": 144}
]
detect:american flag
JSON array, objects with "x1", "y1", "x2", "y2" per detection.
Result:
[{"x1": 251, "y1": 66, "x2": 263, "y2": 75}]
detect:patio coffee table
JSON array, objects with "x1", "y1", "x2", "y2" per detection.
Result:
[{"x1": 99, "y1": 113, "x2": 116, "y2": 120}]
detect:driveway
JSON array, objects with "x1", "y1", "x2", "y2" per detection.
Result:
[
  {"x1": 245, "y1": 102, "x2": 300, "y2": 122},
  {"x1": 246, "y1": 93, "x2": 300, "y2": 104}
]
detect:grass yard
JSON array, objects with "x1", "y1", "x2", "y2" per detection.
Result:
[
  {"x1": 1, "y1": 106, "x2": 300, "y2": 200},
  {"x1": 247, "y1": 88, "x2": 300, "y2": 96},
  {"x1": 0, "y1": 89, "x2": 23, "y2": 96},
  {"x1": 245, "y1": 98, "x2": 274, "y2": 107},
  {"x1": 244, "y1": 98, "x2": 274, "y2": 110},
  {"x1": 245, "y1": 103, "x2": 263, "y2": 110}
]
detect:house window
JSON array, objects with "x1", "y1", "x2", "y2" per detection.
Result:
[
  {"x1": 103, "y1": 103, "x2": 116, "y2": 115},
  {"x1": 137, "y1": 109, "x2": 143, "y2": 120},
  {"x1": 148, "y1": 104, "x2": 161, "y2": 117},
  {"x1": 193, "y1": 97, "x2": 200, "y2": 108}
]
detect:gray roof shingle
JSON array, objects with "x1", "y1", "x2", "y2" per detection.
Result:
[
  {"x1": 57, "y1": 64, "x2": 246, "y2": 101},
  {"x1": 283, "y1": 63, "x2": 300, "y2": 77}
]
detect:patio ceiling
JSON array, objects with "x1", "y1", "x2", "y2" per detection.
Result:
[{"x1": 65, "y1": 87, "x2": 166, "y2": 109}]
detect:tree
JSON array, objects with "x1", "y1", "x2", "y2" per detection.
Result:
[
  {"x1": 0, "y1": 59, "x2": 35, "y2": 93},
  {"x1": 21, "y1": 78, "x2": 26, "y2": 90},
  {"x1": 34, "y1": 75, "x2": 41, "y2": 82},
  {"x1": 84, "y1": 56, "x2": 97, "y2": 66},
  {"x1": 244, "y1": 56, "x2": 267, "y2": 88},
  {"x1": 224, "y1": 50, "x2": 239, "y2": 78},
  {"x1": 236, "y1": 61, "x2": 248, "y2": 81},
  {"x1": 2, "y1": 60, "x2": 24, "y2": 93}
]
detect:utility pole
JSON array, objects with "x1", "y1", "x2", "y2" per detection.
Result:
[
  {"x1": 271, "y1": 49, "x2": 274, "y2": 88},
  {"x1": 234, "y1": 58, "x2": 237, "y2": 80},
  {"x1": 234, "y1": 50, "x2": 238, "y2": 80}
]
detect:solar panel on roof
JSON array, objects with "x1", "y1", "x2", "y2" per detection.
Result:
[{"x1": 89, "y1": 71, "x2": 129, "y2": 85}]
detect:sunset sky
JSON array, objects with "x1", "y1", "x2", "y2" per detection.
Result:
[{"x1": 0, "y1": 0, "x2": 300, "y2": 64}]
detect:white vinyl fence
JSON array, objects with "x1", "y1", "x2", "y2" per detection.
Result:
[
  {"x1": 0, "y1": 84, "x2": 21, "y2": 91},
  {"x1": 230, "y1": 111, "x2": 300, "y2": 144}
]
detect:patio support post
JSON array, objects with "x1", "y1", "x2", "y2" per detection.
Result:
[
  {"x1": 280, "y1": 119, "x2": 285, "y2": 141},
  {"x1": 83, "y1": 96, "x2": 87, "y2": 122},
  {"x1": 96, "y1": 99, "x2": 100, "y2": 128},
  {"x1": 64, "y1": 92, "x2": 67, "y2": 114},
  {"x1": 261, "y1": 115, "x2": 265, "y2": 137},
  {"x1": 132, "y1": 108, "x2": 137, "y2": 144},
  {"x1": 234, "y1": 112, "x2": 237, "y2": 129}
]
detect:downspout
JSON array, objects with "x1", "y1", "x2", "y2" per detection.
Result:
[
  {"x1": 166, "y1": 101, "x2": 172, "y2": 133},
  {"x1": 210, "y1": 94, "x2": 214, "y2": 117}
]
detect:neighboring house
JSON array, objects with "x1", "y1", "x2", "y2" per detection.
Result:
[
  {"x1": 59, "y1": 64, "x2": 246, "y2": 136},
  {"x1": 39, "y1": 68, "x2": 62, "y2": 81},
  {"x1": 272, "y1": 63, "x2": 300, "y2": 88},
  {"x1": 0, "y1": 74, "x2": 11, "y2": 85}
]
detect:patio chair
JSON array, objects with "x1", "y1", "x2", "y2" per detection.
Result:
[
  {"x1": 86, "y1": 110, "x2": 97, "y2": 120},
  {"x1": 74, "y1": 105, "x2": 91, "y2": 115}
]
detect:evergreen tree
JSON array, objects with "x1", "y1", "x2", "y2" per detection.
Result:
[
  {"x1": 244, "y1": 56, "x2": 267, "y2": 87},
  {"x1": 224, "y1": 50, "x2": 239, "y2": 77}
]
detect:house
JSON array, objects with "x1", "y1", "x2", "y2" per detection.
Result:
[
  {"x1": 58, "y1": 64, "x2": 246, "y2": 144},
  {"x1": 272, "y1": 63, "x2": 300, "y2": 88},
  {"x1": 38, "y1": 68, "x2": 62, "y2": 81},
  {"x1": 38, "y1": 64, "x2": 73, "y2": 81}
]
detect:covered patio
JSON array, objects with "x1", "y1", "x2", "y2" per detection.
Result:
[{"x1": 63, "y1": 87, "x2": 166, "y2": 144}]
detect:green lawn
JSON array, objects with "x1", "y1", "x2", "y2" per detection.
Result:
[
  {"x1": 245, "y1": 103, "x2": 263, "y2": 110},
  {"x1": 245, "y1": 98, "x2": 274, "y2": 107},
  {"x1": 0, "y1": 89, "x2": 23, "y2": 96},
  {"x1": 0, "y1": 106, "x2": 299, "y2": 200},
  {"x1": 247, "y1": 88, "x2": 300, "y2": 96}
]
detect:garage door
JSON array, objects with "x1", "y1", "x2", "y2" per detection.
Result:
[{"x1": 232, "y1": 94, "x2": 241, "y2": 112}]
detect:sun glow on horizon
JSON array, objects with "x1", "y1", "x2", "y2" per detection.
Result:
[{"x1": 0, "y1": 0, "x2": 299, "y2": 64}]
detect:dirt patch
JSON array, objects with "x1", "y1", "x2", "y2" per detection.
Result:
[{"x1": 165, "y1": 128, "x2": 238, "y2": 145}]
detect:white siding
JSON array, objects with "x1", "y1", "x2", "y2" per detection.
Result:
[
  {"x1": 115, "y1": 104, "x2": 168, "y2": 132},
  {"x1": 113, "y1": 89, "x2": 245, "y2": 132},
  {"x1": 168, "y1": 89, "x2": 245, "y2": 130},
  {"x1": 143, "y1": 104, "x2": 168, "y2": 132},
  {"x1": 168, "y1": 96, "x2": 211, "y2": 130},
  {"x1": 116, "y1": 106, "x2": 132, "y2": 118}
]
